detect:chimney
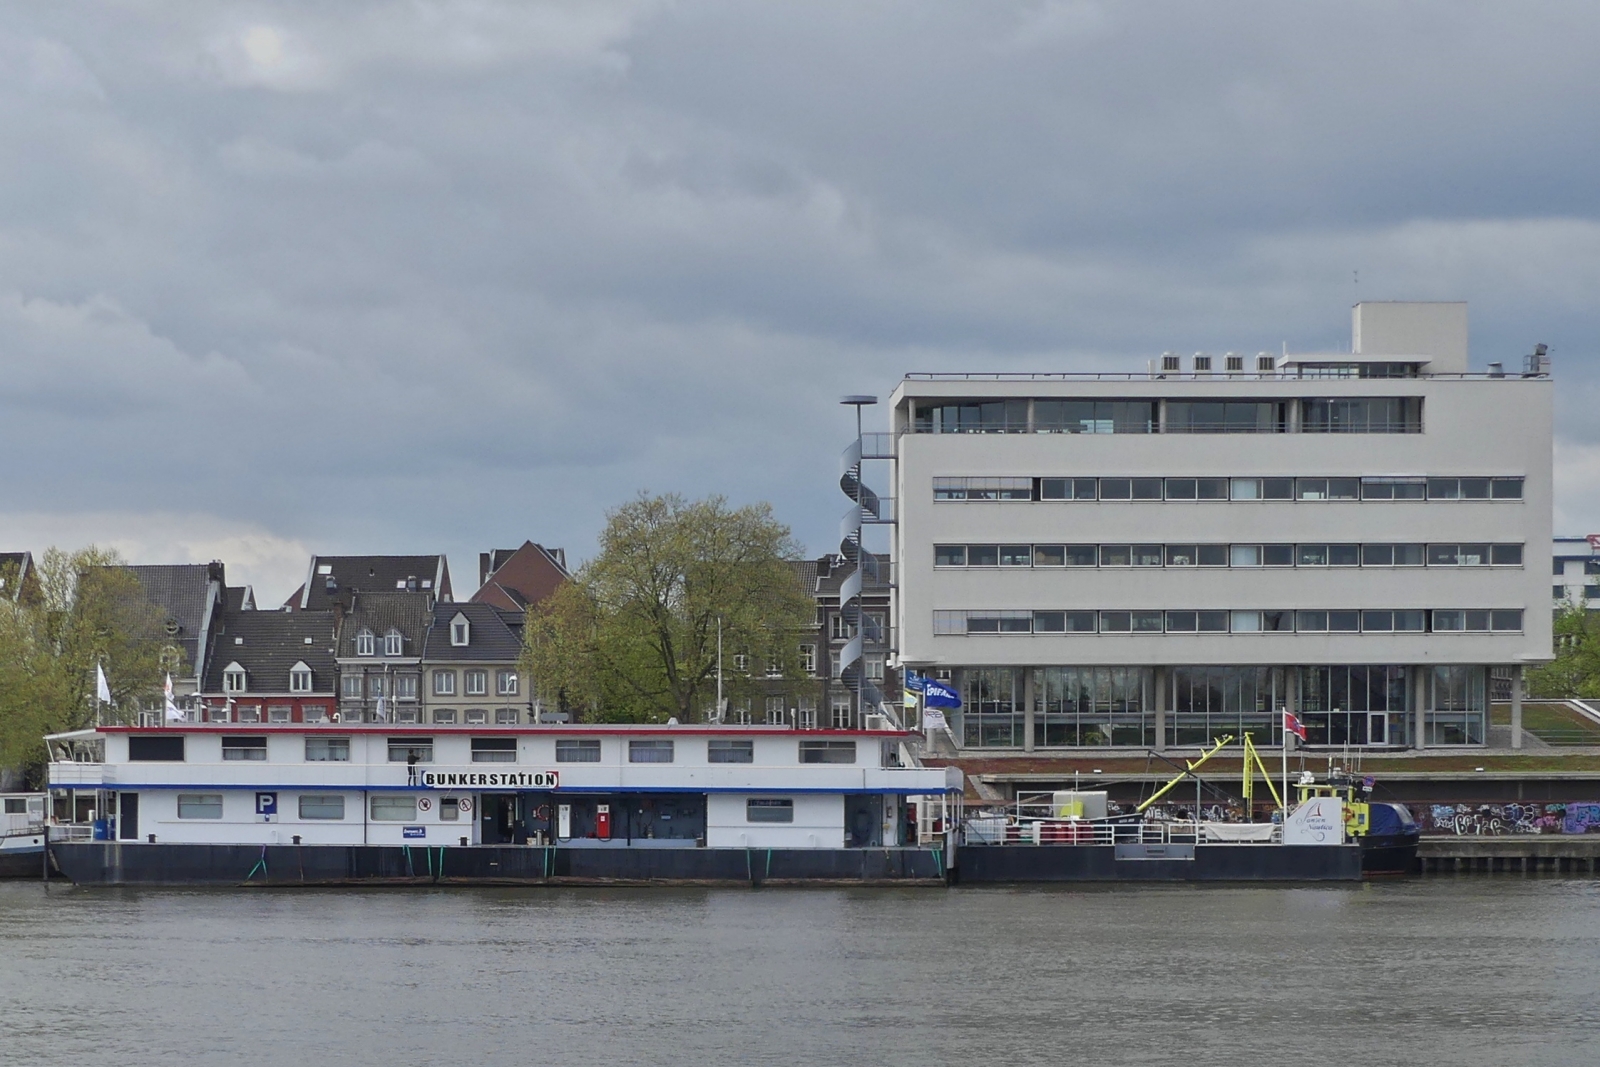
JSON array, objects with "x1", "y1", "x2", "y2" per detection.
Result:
[
  {"x1": 324, "y1": 575, "x2": 338, "y2": 595},
  {"x1": 479, "y1": 552, "x2": 493, "y2": 587},
  {"x1": 406, "y1": 575, "x2": 418, "y2": 593}
]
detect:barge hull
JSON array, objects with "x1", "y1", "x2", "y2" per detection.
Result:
[
  {"x1": 49, "y1": 842, "x2": 947, "y2": 887},
  {"x1": 957, "y1": 843, "x2": 1364, "y2": 882}
]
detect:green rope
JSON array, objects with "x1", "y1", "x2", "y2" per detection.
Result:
[
  {"x1": 746, "y1": 847, "x2": 753, "y2": 884},
  {"x1": 933, "y1": 848, "x2": 944, "y2": 879},
  {"x1": 403, "y1": 845, "x2": 414, "y2": 877},
  {"x1": 765, "y1": 849, "x2": 773, "y2": 879},
  {"x1": 245, "y1": 845, "x2": 268, "y2": 882}
]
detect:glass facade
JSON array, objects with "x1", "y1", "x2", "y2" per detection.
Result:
[
  {"x1": 943, "y1": 663, "x2": 1494, "y2": 748},
  {"x1": 1296, "y1": 665, "x2": 1411, "y2": 746},
  {"x1": 1424, "y1": 665, "x2": 1487, "y2": 745},
  {"x1": 1169, "y1": 666, "x2": 1287, "y2": 747}
]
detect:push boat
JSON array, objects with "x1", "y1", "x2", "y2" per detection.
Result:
[{"x1": 955, "y1": 735, "x2": 1419, "y2": 883}]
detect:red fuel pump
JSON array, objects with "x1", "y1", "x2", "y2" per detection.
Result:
[{"x1": 596, "y1": 804, "x2": 612, "y2": 840}]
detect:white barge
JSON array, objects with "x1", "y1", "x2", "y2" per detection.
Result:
[
  {"x1": 44, "y1": 722, "x2": 963, "y2": 886},
  {"x1": 0, "y1": 793, "x2": 47, "y2": 878}
]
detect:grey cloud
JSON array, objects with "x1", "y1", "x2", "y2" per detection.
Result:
[{"x1": 1, "y1": 0, "x2": 1598, "y2": 584}]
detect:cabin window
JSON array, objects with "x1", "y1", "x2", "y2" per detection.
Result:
[
  {"x1": 128, "y1": 736, "x2": 185, "y2": 761},
  {"x1": 222, "y1": 735, "x2": 268, "y2": 761},
  {"x1": 305, "y1": 737, "x2": 350, "y2": 762},
  {"x1": 471, "y1": 738, "x2": 517, "y2": 763},
  {"x1": 556, "y1": 739, "x2": 601, "y2": 763},
  {"x1": 177, "y1": 793, "x2": 223, "y2": 819},
  {"x1": 708, "y1": 740, "x2": 754, "y2": 764},
  {"x1": 298, "y1": 795, "x2": 345, "y2": 820},
  {"x1": 747, "y1": 798, "x2": 794, "y2": 823},
  {"x1": 5, "y1": 798, "x2": 29, "y2": 814},
  {"x1": 387, "y1": 738, "x2": 433, "y2": 763},
  {"x1": 371, "y1": 795, "x2": 417, "y2": 821},
  {"x1": 440, "y1": 798, "x2": 460, "y2": 821},
  {"x1": 629, "y1": 739, "x2": 674, "y2": 763},
  {"x1": 799, "y1": 740, "x2": 856, "y2": 764}
]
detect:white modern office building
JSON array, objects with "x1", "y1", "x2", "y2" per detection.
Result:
[
  {"x1": 1553, "y1": 535, "x2": 1600, "y2": 609},
  {"x1": 888, "y1": 302, "x2": 1552, "y2": 751}
]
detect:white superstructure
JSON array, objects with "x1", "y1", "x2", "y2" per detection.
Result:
[
  {"x1": 46, "y1": 723, "x2": 959, "y2": 849},
  {"x1": 889, "y1": 302, "x2": 1552, "y2": 751}
]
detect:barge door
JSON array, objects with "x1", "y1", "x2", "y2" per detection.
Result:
[
  {"x1": 118, "y1": 793, "x2": 139, "y2": 840},
  {"x1": 480, "y1": 793, "x2": 520, "y2": 844}
]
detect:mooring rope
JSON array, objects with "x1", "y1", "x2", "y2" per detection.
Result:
[{"x1": 245, "y1": 845, "x2": 268, "y2": 882}]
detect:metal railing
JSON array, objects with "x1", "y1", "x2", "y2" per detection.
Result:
[
  {"x1": 964, "y1": 817, "x2": 1281, "y2": 846},
  {"x1": 902, "y1": 371, "x2": 1544, "y2": 382}
]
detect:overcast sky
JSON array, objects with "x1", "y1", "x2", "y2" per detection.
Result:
[{"x1": 2, "y1": 2, "x2": 1597, "y2": 604}]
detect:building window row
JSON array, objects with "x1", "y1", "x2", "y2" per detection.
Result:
[
  {"x1": 933, "y1": 475, "x2": 1525, "y2": 503},
  {"x1": 912, "y1": 396, "x2": 1421, "y2": 435},
  {"x1": 934, "y1": 542, "x2": 1524, "y2": 569},
  {"x1": 933, "y1": 608, "x2": 1524, "y2": 636}
]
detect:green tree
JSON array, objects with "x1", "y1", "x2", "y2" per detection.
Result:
[
  {"x1": 522, "y1": 494, "x2": 813, "y2": 722},
  {"x1": 0, "y1": 547, "x2": 168, "y2": 784},
  {"x1": 1527, "y1": 605, "x2": 1600, "y2": 699}
]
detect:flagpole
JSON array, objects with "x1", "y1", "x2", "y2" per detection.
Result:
[{"x1": 1281, "y1": 707, "x2": 1290, "y2": 824}]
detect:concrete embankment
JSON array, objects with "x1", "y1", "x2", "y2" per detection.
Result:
[{"x1": 1417, "y1": 837, "x2": 1600, "y2": 874}]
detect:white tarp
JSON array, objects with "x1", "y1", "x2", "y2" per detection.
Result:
[
  {"x1": 1284, "y1": 797, "x2": 1345, "y2": 845},
  {"x1": 1202, "y1": 823, "x2": 1277, "y2": 842}
]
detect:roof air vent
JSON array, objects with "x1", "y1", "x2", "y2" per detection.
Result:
[
  {"x1": 1257, "y1": 353, "x2": 1276, "y2": 373},
  {"x1": 1224, "y1": 353, "x2": 1243, "y2": 373},
  {"x1": 1160, "y1": 353, "x2": 1180, "y2": 372},
  {"x1": 1193, "y1": 353, "x2": 1212, "y2": 373}
]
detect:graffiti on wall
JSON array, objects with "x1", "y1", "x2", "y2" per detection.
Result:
[{"x1": 1417, "y1": 802, "x2": 1600, "y2": 836}]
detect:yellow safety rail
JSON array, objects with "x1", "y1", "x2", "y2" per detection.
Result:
[{"x1": 1136, "y1": 735, "x2": 1233, "y2": 813}]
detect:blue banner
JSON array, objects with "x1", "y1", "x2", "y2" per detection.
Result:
[
  {"x1": 903, "y1": 672, "x2": 926, "y2": 694},
  {"x1": 923, "y1": 679, "x2": 962, "y2": 709}
]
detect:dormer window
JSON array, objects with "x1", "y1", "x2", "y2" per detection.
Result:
[
  {"x1": 356, "y1": 629, "x2": 375, "y2": 656},
  {"x1": 289, "y1": 661, "x2": 312, "y2": 693},
  {"x1": 384, "y1": 629, "x2": 403, "y2": 656},
  {"x1": 450, "y1": 612, "x2": 470, "y2": 647},
  {"x1": 223, "y1": 662, "x2": 247, "y2": 693}
]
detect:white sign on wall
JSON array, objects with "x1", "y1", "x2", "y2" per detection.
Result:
[
  {"x1": 1284, "y1": 797, "x2": 1345, "y2": 845},
  {"x1": 416, "y1": 769, "x2": 559, "y2": 789}
]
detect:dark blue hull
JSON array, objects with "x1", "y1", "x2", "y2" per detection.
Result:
[
  {"x1": 49, "y1": 842, "x2": 948, "y2": 887},
  {"x1": 956, "y1": 843, "x2": 1364, "y2": 882}
]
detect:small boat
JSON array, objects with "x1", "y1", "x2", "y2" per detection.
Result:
[
  {"x1": 956, "y1": 736, "x2": 1419, "y2": 882},
  {"x1": 0, "y1": 793, "x2": 48, "y2": 879}
]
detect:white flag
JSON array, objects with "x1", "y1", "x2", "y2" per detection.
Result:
[
  {"x1": 96, "y1": 663, "x2": 112, "y2": 704},
  {"x1": 164, "y1": 673, "x2": 184, "y2": 722}
]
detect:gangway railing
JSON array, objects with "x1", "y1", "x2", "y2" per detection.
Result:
[{"x1": 962, "y1": 813, "x2": 1281, "y2": 847}]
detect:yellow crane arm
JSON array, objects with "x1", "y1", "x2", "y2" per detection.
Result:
[{"x1": 1136, "y1": 735, "x2": 1234, "y2": 813}]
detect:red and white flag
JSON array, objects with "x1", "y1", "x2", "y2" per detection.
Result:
[{"x1": 1283, "y1": 710, "x2": 1307, "y2": 740}]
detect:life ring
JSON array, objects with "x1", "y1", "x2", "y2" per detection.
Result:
[
  {"x1": 417, "y1": 797, "x2": 433, "y2": 812},
  {"x1": 535, "y1": 805, "x2": 550, "y2": 821}
]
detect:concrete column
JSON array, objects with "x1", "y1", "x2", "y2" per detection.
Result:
[
  {"x1": 1511, "y1": 665, "x2": 1524, "y2": 750},
  {"x1": 1153, "y1": 667, "x2": 1167, "y2": 752},
  {"x1": 1413, "y1": 666, "x2": 1427, "y2": 750},
  {"x1": 1022, "y1": 668, "x2": 1036, "y2": 753}
]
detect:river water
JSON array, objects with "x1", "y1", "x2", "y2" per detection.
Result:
[{"x1": 2, "y1": 878, "x2": 1597, "y2": 1066}]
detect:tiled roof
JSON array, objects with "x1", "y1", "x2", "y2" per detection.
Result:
[
  {"x1": 225, "y1": 585, "x2": 256, "y2": 611},
  {"x1": 470, "y1": 541, "x2": 568, "y2": 610},
  {"x1": 297, "y1": 555, "x2": 452, "y2": 611},
  {"x1": 126, "y1": 563, "x2": 222, "y2": 670},
  {"x1": 806, "y1": 553, "x2": 892, "y2": 600},
  {"x1": 203, "y1": 609, "x2": 338, "y2": 694},
  {"x1": 422, "y1": 602, "x2": 524, "y2": 663},
  {"x1": 335, "y1": 591, "x2": 432, "y2": 659},
  {"x1": 0, "y1": 551, "x2": 31, "y2": 601}
]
